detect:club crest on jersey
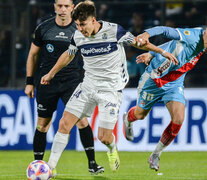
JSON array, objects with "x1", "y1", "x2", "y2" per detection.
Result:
[
  {"x1": 184, "y1": 31, "x2": 190, "y2": 35},
  {"x1": 46, "y1": 44, "x2": 54, "y2": 53},
  {"x1": 102, "y1": 33, "x2": 108, "y2": 39}
]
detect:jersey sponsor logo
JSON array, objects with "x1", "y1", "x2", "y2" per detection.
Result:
[
  {"x1": 156, "y1": 60, "x2": 171, "y2": 76},
  {"x1": 153, "y1": 50, "x2": 205, "y2": 88},
  {"x1": 46, "y1": 44, "x2": 54, "y2": 53},
  {"x1": 55, "y1": 32, "x2": 69, "y2": 39},
  {"x1": 79, "y1": 42, "x2": 118, "y2": 57},
  {"x1": 184, "y1": 30, "x2": 190, "y2": 35}
]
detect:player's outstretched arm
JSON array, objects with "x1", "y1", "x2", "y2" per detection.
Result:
[
  {"x1": 135, "y1": 26, "x2": 181, "y2": 47},
  {"x1": 41, "y1": 50, "x2": 75, "y2": 85},
  {"x1": 131, "y1": 39, "x2": 179, "y2": 65}
]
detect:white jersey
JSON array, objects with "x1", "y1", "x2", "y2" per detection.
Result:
[{"x1": 68, "y1": 21, "x2": 134, "y2": 91}]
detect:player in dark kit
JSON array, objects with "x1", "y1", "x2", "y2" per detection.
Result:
[{"x1": 24, "y1": 0, "x2": 104, "y2": 175}]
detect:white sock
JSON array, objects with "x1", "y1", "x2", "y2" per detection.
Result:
[
  {"x1": 48, "y1": 132, "x2": 70, "y2": 169},
  {"x1": 106, "y1": 134, "x2": 116, "y2": 153},
  {"x1": 153, "y1": 141, "x2": 166, "y2": 156}
]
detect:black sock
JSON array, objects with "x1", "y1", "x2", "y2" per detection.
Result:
[
  {"x1": 33, "y1": 129, "x2": 47, "y2": 160},
  {"x1": 79, "y1": 125, "x2": 95, "y2": 165}
]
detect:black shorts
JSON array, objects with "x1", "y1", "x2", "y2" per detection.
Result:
[{"x1": 36, "y1": 78, "x2": 80, "y2": 118}]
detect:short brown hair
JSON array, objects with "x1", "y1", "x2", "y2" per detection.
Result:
[
  {"x1": 55, "y1": 0, "x2": 73, "y2": 3},
  {"x1": 72, "y1": 0, "x2": 96, "y2": 21}
]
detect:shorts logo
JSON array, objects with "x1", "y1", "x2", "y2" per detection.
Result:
[
  {"x1": 110, "y1": 108, "x2": 115, "y2": 116},
  {"x1": 184, "y1": 31, "x2": 190, "y2": 35},
  {"x1": 37, "y1": 104, "x2": 47, "y2": 111},
  {"x1": 105, "y1": 102, "x2": 117, "y2": 108},
  {"x1": 70, "y1": 90, "x2": 82, "y2": 101},
  {"x1": 46, "y1": 44, "x2": 54, "y2": 53},
  {"x1": 140, "y1": 100, "x2": 146, "y2": 105}
]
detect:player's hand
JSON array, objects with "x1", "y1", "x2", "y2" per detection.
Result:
[
  {"x1": 162, "y1": 51, "x2": 179, "y2": 65},
  {"x1": 136, "y1": 32, "x2": 150, "y2": 47},
  {"x1": 41, "y1": 73, "x2": 53, "y2": 85},
  {"x1": 136, "y1": 53, "x2": 153, "y2": 66},
  {"x1": 25, "y1": 85, "x2": 35, "y2": 98}
]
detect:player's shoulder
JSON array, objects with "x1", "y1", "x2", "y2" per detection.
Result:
[
  {"x1": 102, "y1": 21, "x2": 117, "y2": 28},
  {"x1": 35, "y1": 16, "x2": 56, "y2": 32},
  {"x1": 176, "y1": 27, "x2": 203, "y2": 37}
]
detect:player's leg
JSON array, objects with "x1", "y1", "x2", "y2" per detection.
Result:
[
  {"x1": 34, "y1": 83, "x2": 59, "y2": 160},
  {"x1": 33, "y1": 117, "x2": 52, "y2": 160},
  {"x1": 149, "y1": 87, "x2": 185, "y2": 171},
  {"x1": 61, "y1": 82, "x2": 104, "y2": 174},
  {"x1": 98, "y1": 127, "x2": 119, "y2": 171},
  {"x1": 123, "y1": 73, "x2": 157, "y2": 141},
  {"x1": 48, "y1": 111, "x2": 79, "y2": 170},
  {"x1": 149, "y1": 101, "x2": 185, "y2": 171},
  {"x1": 97, "y1": 90, "x2": 122, "y2": 171},
  {"x1": 123, "y1": 105, "x2": 151, "y2": 141},
  {"x1": 76, "y1": 118, "x2": 104, "y2": 175}
]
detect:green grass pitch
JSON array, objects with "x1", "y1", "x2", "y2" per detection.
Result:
[{"x1": 0, "y1": 151, "x2": 207, "y2": 180}]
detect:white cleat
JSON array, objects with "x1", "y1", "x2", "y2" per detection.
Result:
[
  {"x1": 148, "y1": 153, "x2": 160, "y2": 171},
  {"x1": 123, "y1": 112, "x2": 134, "y2": 141}
]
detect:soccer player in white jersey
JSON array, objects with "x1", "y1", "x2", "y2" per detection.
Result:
[
  {"x1": 41, "y1": 0, "x2": 177, "y2": 173},
  {"x1": 123, "y1": 26, "x2": 207, "y2": 171}
]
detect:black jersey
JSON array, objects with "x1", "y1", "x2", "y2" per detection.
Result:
[{"x1": 33, "y1": 16, "x2": 83, "y2": 80}]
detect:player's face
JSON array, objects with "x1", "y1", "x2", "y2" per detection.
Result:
[
  {"x1": 75, "y1": 17, "x2": 95, "y2": 37},
  {"x1": 54, "y1": 0, "x2": 74, "y2": 20}
]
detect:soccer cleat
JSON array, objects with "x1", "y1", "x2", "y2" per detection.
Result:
[
  {"x1": 107, "y1": 149, "x2": 120, "y2": 171},
  {"x1": 88, "y1": 161, "x2": 104, "y2": 175},
  {"x1": 51, "y1": 168, "x2": 57, "y2": 178},
  {"x1": 123, "y1": 112, "x2": 134, "y2": 141},
  {"x1": 148, "y1": 153, "x2": 160, "y2": 171}
]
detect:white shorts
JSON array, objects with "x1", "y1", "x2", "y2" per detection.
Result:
[{"x1": 65, "y1": 83, "x2": 123, "y2": 129}]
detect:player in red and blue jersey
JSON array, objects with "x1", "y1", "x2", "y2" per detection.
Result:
[{"x1": 123, "y1": 26, "x2": 207, "y2": 171}]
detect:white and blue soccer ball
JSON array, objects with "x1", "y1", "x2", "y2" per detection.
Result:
[{"x1": 26, "y1": 160, "x2": 51, "y2": 180}]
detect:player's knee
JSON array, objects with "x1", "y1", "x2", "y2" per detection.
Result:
[
  {"x1": 98, "y1": 134, "x2": 103, "y2": 142},
  {"x1": 100, "y1": 138, "x2": 110, "y2": 145},
  {"x1": 134, "y1": 112, "x2": 146, "y2": 120},
  {"x1": 36, "y1": 125, "x2": 48, "y2": 132},
  {"x1": 59, "y1": 118, "x2": 70, "y2": 133},
  {"x1": 172, "y1": 114, "x2": 184, "y2": 125},
  {"x1": 76, "y1": 117, "x2": 89, "y2": 129},
  {"x1": 98, "y1": 134, "x2": 110, "y2": 145},
  {"x1": 36, "y1": 117, "x2": 51, "y2": 132}
]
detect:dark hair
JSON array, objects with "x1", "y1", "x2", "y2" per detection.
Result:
[
  {"x1": 55, "y1": 0, "x2": 73, "y2": 3},
  {"x1": 72, "y1": 0, "x2": 96, "y2": 21}
]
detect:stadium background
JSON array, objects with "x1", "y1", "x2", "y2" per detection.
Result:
[{"x1": 0, "y1": 0, "x2": 207, "y2": 152}]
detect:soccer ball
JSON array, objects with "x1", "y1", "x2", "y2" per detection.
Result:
[{"x1": 26, "y1": 160, "x2": 51, "y2": 180}]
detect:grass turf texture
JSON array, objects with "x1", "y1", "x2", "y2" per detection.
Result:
[{"x1": 0, "y1": 151, "x2": 207, "y2": 180}]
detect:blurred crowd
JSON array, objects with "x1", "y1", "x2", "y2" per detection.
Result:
[{"x1": 1, "y1": 0, "x2": 207, "y2": 88}]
